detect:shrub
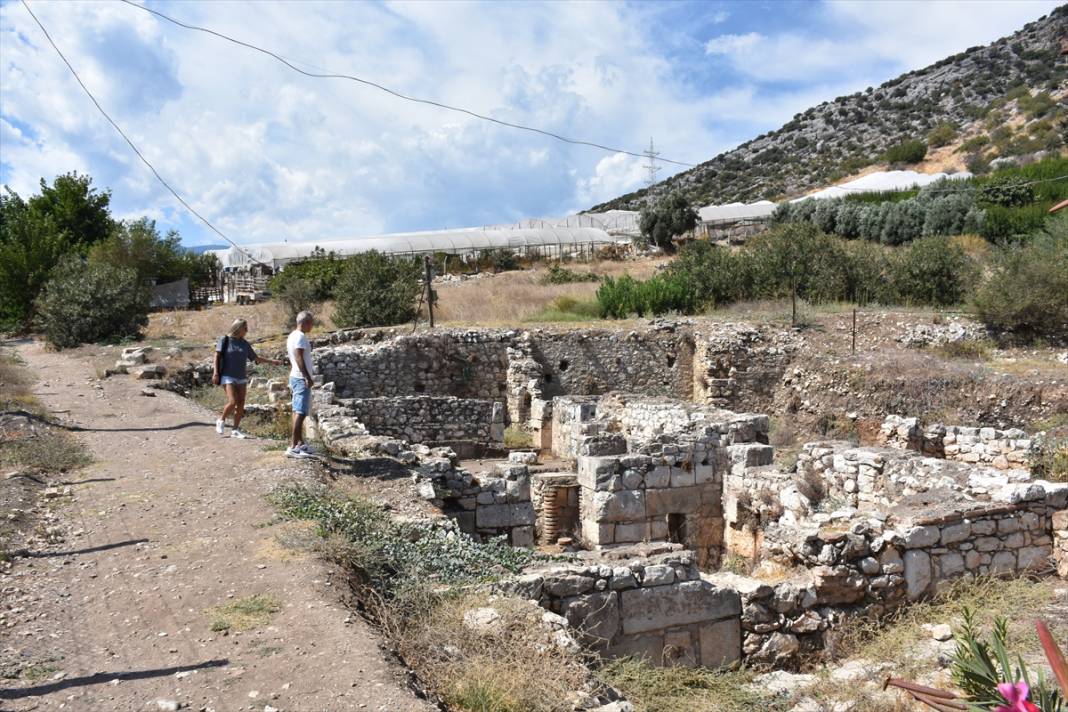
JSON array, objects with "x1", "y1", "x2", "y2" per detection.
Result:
[
  {"x1": 269, "y1": 248, "x2": 346, "y2": 301},
  {"x1": 35, "y1": 255, "x2": 148, "y2": 348},
  {"x1": 927, "y1": 122, "x2": 958, "y2": 147},
  {"x1": 597, "y1": 273, "x2": 694, "y2": 318},
  {"x1": 890, "y1": 235, "x2": 973, "y2": 306},
  {"x1": 274, "y1": 277, "x2": 321, "y2": 331},
  {"x1": 332, "y1": 251, "x2": 423, "y2": 328},
  {"x1": 539, "y1": 264, "x2": 599, "y2": 285},
  {"x1": 973, "y1": 218, "x2": 1068, "y2": 340},
  {"x1": 977, "y1": 177, "x2": 1036, "y2": 208},
  {"x1": 980, "y1": 205, "x2": 1052, "y2": 244},
  {"x1": 668, "y1": 242, "x2": 750, "y2": 308},
  {"x1": 957, "y1": 134, "x2": 990, "y2": 154},
  {"x1": 965, "y1": 151, "x2": 992, "y2": 175},
  {"x1": 884, "y1": 139, "x2": 928, "y2": 164}
]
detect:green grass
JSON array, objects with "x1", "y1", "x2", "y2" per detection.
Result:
[
  {"x1": 206, "y1": 594, "x2": 282, "y2": 632},
  {"x1": 503, "y1": 425, "x2": 533, "y2": 449},
  {"x1": 524, "y1": 296, "x2": 602, "y2": 323},
  {"x1": 598, "y1": 658, "x2": 772, "y2": 712}
]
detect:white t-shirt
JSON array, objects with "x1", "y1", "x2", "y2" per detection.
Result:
[{"x1": 287, "y1": 329, "x2": 314, "y2": 379}]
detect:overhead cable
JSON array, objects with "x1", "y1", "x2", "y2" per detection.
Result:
[
  {"x1": 116, "y1": 0, "x2": 699, "y2": 168},
  {"x1": 20, "y1": 0, "x2": 269, "y2": 266}
]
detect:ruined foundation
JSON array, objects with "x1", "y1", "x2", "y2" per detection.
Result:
[{"x1": 306, "y1": 325, "x2": 1067, "y2": 671}]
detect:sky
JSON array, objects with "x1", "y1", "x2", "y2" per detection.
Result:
[{"x1": 0, "y1": 0, "x2": 1060, "y2": 247}]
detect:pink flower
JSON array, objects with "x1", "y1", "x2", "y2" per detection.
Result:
[{"x1": 995, "y1": 681, "x2": 1040, "y2": 712}]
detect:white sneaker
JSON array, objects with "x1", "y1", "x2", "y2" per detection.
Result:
[
  {"x1": 215, "y1": 419, "x2": 225, "y2": 435},
  {"x1": 285, "y1": 447, "x2": 312, "y2": 459},
  {"x1": 297, "y1": 443, "x2": 316, "y2": 455},
  {"x1": 230, "y1": 429, "x2": 249, "y2": 439}
]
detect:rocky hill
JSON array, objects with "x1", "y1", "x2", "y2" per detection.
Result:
[{"x1": 592, "y1": 6, "x2": 1067, "y2": 211}]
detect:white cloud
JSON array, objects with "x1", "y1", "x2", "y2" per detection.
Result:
[
  {"x1": 705, "y1": 32, "x2": 763, "y2": 56},
  {"x1": 574, "y1": 152, "x2": 647, "y2": 208},
  {"x1": 711, "y1": 10, "x2": 730, "y2": 24}
]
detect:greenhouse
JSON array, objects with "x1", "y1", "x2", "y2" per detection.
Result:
[{"x1": 210, "y1": 225, "x2": 626, "y2": 271}]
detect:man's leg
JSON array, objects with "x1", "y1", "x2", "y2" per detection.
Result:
[
  {"x1": 232, "y1": 384, "x2": 247, "y2": 429},
  {"x1": 291, "y1": 412, "x2": 306, "y2": 448}
]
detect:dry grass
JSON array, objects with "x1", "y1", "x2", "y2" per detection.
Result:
[
  {"x1": 398, "y1": 593, "x2": 593, "y2": 712},
  {"x1": 146, "y1": 301, "x2": 337, "y2": 347},
  {"x1": 831, "y1": 576, "x2": 1059, "y2": 681},
  {"x1": 597, "y1": 658, "x2": 771, "y2": 712},
  {"x1": 434, "y1": 258, "x2": 667, "y2": 326},
  {"x1": 206, "y1": 594, "x2": 282, "y2": 632}
]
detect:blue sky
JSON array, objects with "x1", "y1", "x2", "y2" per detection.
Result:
[{"x1": 0, "y1": 0, "x2": 1060, "y2": 247}]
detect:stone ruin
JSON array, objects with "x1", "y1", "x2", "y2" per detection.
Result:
[{"x1": 273, "y1": 323, "x2": 1066, "y2": 671}]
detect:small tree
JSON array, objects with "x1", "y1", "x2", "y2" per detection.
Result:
[
  {"x1": 890, "y1": 235, "x2": 973, "y2": 306},
  {"x1": 749, "y1": 222, "x2": 825, "y2": 324},
  {"x1": 332, "y1": 251, "x2": 422, "y2": 328},
  {"x1": 638, "y1": 192, "x2": 698, "y2": 252},
  {"x1": 35, "y1": 256, "x2": 148, "y2": 348},
  {"x1": 883, "y1": 139, "x2": 928, "y2": 165}
]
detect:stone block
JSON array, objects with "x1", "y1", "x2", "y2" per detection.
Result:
[
  {"x1": 975, "y1": 536, "x2": 1000, "y2": 552},
  {"x1": 645, "y1": 465, "x2": 671, "y2": 488},
  {"x1": 663, "y1": 630, "x2": 697, "y2": 668},
  {"x1": 971, "y1": 519, "x2": 996, "y2": 536},
  {"x1": 646, "y1": 486, "x2": 705, "y2": 517},
  {"x1": 990, "y1": 550, "x2": 1016, "y2": 574},
  {"x1": 641, "y1": 565, "x2": 675, "y2": 587},
  {"x1": 510, "y1": 502, "x2": 536, "y2": 526},
  {"x1": 614, "y1": 522, "x2": 651, "y2": 543},
  {"x1": 904, "y1": 550, "x2": 932, "y2": 601},
  {"x1": 1017, "y1": 545, "x2": 1051, "y2": 571},
  {"x1": 510, "y1": 526, "x2": 534, "y2": 548},
  {"x1": 592, "y1": 490, "x2": 646, "y2": 523},
  {"x1": 940, "y1": 522, "x2": 971, "y2": 546},
  {"x1": 694, "y1": 462, "x2": 716, "y2": 485},
  {"x1": 620, "y1": 580, "x2": 740, "y2": 635},
  {"x1": 544, "y1": 573, "x2": 596, "y2": 597},
  {"x1": 1051, "y1": 510, "x2": 1068, "y2": 531},
  {"x1": 904, "y1": 526, "x2": 940, "y2": 549},
  {"x1": 475, "y1": 503, "x2": 512, "y2": 528},
  {"x1": 562, "y1": 591, "x2": 620, "y2": 649},
  {"x1": 938, "y1": 552, "x2": 965, "y2": 578},
  {"x1": 606, "y1": 632, "x2": 664, "y2": 664},
  {"x1": 578, "y1": 456, "x2": 620, "y2": 492},
  {"x1": 670, "y1": 467, "x2": 696, "y2": 488}
]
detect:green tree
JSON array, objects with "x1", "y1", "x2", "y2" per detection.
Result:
[
  {"x1": 890, "y1": 235, "x2": 973, "y2": 306},
  {"x1": 749, "y1": 222, "x2": 826, "y2": 323},
  {"x1": 35, "y1": 255, "x2": 148, "y2": 348},
  {"x1": 638, "y1": 192, "x2": 698, "y2": 252},
  {"x1": 332, "y1": 251, "x2": 422, "y2": 328},
  {"x1": 89, "y1": 217, "x2": 220, "y2": 295},
  {"x1": 0, "y1": 173, "x2": 114, "y2": 330}
]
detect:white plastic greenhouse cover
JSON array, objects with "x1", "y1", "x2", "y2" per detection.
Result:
[
  {"x1": 210, "y1": 225, "x2": 623, "y2": 269},
  {"x1": 698, "y1": 201, "x2": 777, "y2": 222},
  {"x1": 793, "y1": 170, "x2": 973, "y2": 202}
]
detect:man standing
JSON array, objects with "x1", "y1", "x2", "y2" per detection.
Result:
[{"x1": 286, "y1": 311, "x2": 316, "y2": 459}]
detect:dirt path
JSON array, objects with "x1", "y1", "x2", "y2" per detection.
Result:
[{"x1": 1, "y1": 342, "x2": 434, "y2": 712}]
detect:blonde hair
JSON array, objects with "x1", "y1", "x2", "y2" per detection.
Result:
[{"x1": 228, "y1": 319, "x2": 248, "y2": 337}]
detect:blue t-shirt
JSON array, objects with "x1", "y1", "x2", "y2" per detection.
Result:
[{"x1": 216, "y1": 336, "x2": 257, "y2": 380}]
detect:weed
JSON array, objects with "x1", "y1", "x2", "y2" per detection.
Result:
[
  {"x1": 525, "y1": 296, "x2": 603, "y2": 323},
  {"x1": 1032, "y1": 435, "x2": 1068, "y2": 482},
  {"x1": 540, "y1": 264, "x2": 601, "y2": 286},
  {"x1": 206, "y1": 594, "x2": 281, "y2": 632},
  {"x1": 503, "y1": 425, "x2": 534, "y2": 449},
  {"x1": 0, "y1": 431, "x2": 92, "y2": 473},
  {"x1": 832, "y1": 576, "x2": 1057, "y2": 680},
  {"x1": 719, "y1": 553, "x2": 752, "y2": 576},
  {"x1": 794, "y1": 469, "x2": 827, "y2": 508},
  {"x1": 934, "y1": 339, "x2": 993, "y2": 360},
  {"x1": 597, "y1": 657, "x2": 771, "y2": 712}
]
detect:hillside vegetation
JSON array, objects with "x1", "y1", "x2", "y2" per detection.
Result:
[{"x1": 592, "y1": 6, "x2": 1067, "y2": 210}]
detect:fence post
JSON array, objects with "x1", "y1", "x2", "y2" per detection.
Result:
[
  {"x1": 424, "y1": 255, "x2": 434, "y2": 329},
  {"x1": 852, "y1": 307, "x2": 857, "y2": 354}
]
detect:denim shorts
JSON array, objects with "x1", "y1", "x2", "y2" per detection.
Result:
[
  {"x1": 290, "y1": 377, "x2": 310, "y2": 415},
  {"x1": 220, "y1": 376, "x2": 247, "y2": 386}
]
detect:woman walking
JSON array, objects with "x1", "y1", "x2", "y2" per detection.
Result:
[{"x1": 213, "y1": 319, "x2": 282, "y2": 439}]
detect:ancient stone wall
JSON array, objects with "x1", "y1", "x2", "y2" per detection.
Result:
[
  {"x1": 879, "y1": 415, "x2": 1035, "y2": 470},
  {"x1": 502, "y1": 549, "x2": 742, "y2": 669},
  {"x1": 692, "y1": 324, "x2": 800, "y2": 412},
  {"x1": 339, "y1": 396, "x2": 504, "y2": 446}
]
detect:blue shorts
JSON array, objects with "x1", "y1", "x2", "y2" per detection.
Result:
[
  {"x1": 221, "y1": 376, "x2": 247, "y2": 386},
  {"x1": 290, "y1": 377, "x2": 310, "y2": 415}
]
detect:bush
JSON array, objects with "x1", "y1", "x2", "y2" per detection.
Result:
[
  {"x1": 883, "y1": 139, "x2": 928, "y2": 164},
  {"x1": 269, "y1": 248, "x2": 346, "y2": 301},
  {"x1": 332, "y1": 251, "x2": 423, "y2": 328},
  {"x1": 597, "y1": 273, "x2": 693, "y2": 318},
  {"x1": 977, "y1": 177, "x2": 1035, "y2": 208},
  {"x1": 668, "y1": 242, "x2": 750, "y2": 308},
  {"x1": 274, "y1": 276, "x2": 321, "y2": 329},
  {"x1": 980, "y1": 204, "x2": 1051, "y2": 244},
  {"x1": 35, "y1": 256, "x2": 148, "y2": 348},
  {"x1": 539, "y1": 264, "x2": 599, "y2": 285},
  {"x1": 927, "y1": 122, "x2": 958, "y2": 147},
  {"x1": 890, "y1": 235, "x2": 973, "y2": 306},
  {"x1": 973, "y1": 217, "x2": 1068, "y2": 340}
]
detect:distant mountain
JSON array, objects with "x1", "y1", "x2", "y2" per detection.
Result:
[{"x1": 592, "y1": 6, "x2": 1067, "y2": 211}]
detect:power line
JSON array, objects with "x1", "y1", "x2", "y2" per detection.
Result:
[
  {"x1": 116, "y1": 0, "x2": 698, "y2": 169},
  {"x1": 19, "y1": 0, "x2": 268, "y2": 266}
]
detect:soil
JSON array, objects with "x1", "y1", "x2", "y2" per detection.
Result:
[{"x1": 0, "y1": 341, "x2": 434, "y2": 712}]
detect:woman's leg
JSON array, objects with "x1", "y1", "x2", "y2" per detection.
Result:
[
  {"x1": 232, "y1": 384, "x2": 248, "y2": 429},
  {"x1": 222, "y1": 383, "x2": 237, "y2": 423}
]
